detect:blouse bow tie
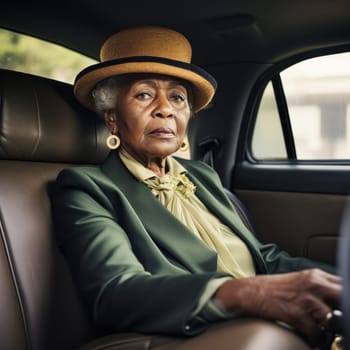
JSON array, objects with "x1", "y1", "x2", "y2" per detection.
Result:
[{"x1": 145, "y1": 173, "x2": 196, "y2": 200}]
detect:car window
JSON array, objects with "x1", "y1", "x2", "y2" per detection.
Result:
[
  {"x1": 0, "y1": 27, "x2": 97, "y2": 84},
  {"x1": 251, "y1": 52, "x2": 350, "y2": 161},
  {"x1": 251, "y1": 82, "x2": 287, "y2": 160}
]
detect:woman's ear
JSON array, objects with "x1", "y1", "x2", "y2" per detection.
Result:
[{"x1": 103, "y1": 111, "x2": 118, "y2": 134}]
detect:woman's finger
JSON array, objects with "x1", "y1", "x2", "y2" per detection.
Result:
[{"x1": 305, "y1": 269, "x2": 343, "y2": 306}]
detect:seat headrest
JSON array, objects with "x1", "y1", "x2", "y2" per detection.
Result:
[{"x1": 0, "y1": 69, "x2": 109, "y2": 163}]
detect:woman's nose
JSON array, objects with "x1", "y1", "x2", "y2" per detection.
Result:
[{"x1": 152, "y1": 95, "x2": 173, "y2": 118}]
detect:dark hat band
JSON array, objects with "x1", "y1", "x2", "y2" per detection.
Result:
[{"x1": 75, "y1": 56, "x2": 217, "y2": 90}]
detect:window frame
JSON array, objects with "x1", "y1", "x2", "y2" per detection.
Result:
[{"x1": 245, "y1": 49, "x2": 350, "y2": 166}]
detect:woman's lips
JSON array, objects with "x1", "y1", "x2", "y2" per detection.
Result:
[{"x1": 149, "y1": 128, "x2": 175, "y2": 138}]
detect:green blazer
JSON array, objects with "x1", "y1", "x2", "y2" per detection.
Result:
[{"x1": 53, "y1": 151, "x2": 332, "y2": 336}]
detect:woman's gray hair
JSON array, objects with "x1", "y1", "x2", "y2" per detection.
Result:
[
  {"x1": 91, "y1": 74, "x2": 194, "y2": 116},
  {"x1": 91, "y1": 76, "x2": 123, "y2": 115}
]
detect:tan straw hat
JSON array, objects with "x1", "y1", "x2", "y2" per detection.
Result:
[{"x1": 74, "y1": 26, "x2": 217, "y2": 113}]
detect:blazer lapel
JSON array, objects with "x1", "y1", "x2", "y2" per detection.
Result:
[
  {"x1": 101, "y1": 151, "x2": 218, "y2": 273},
  {"x1": 185, "y1": 166, "x2": 267, "y2": 272}
]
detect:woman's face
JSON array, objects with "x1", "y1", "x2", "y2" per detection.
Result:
[{"x1": 106, "y1": 75, "x2": 192, "y2": 165}]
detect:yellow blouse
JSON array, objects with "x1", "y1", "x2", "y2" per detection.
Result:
[{"x1": 119, "y1": 149, "x2": 255, "y2": 278}]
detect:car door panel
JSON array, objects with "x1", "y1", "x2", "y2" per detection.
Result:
[{"x1": 233, "y1": 163, "x2": 350, "y2": 265}]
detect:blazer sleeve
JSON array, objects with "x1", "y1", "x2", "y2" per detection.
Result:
[
  {"x1": 257, "y1": 241, "x2": 336, "y2": 274},
  {"x1": 52, "y1": 166, "x2": 222, "y2": 336}
]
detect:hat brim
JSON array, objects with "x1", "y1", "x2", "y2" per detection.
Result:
[{"x1": 74, "y1": 56, "x2": 217, "y2": 113}]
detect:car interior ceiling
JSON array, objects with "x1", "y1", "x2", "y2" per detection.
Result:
[{"x1": 1, "y1": 1, "x2": 349, "y2": 61}]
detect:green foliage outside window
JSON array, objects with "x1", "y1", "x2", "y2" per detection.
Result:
[{"x1": 0, "y1": 28, "x2": 97, "y2": 84}]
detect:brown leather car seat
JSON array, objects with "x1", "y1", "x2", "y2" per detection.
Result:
[
  {"x1": 0, "y1": 69, "x2": 312, "y2": 350},
  {"x1": 0, "y1": 69, "x2": 109, "y2": 350}
]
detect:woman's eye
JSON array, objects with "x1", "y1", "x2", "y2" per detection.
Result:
[
  {"x1": 171, "y1": 94, "x2": 185, "y2": 102},
  {"x1": 136, "y1": 92, "x2": 152, "y2": 100}
]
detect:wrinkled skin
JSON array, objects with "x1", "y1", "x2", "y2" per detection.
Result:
[
  {"x1": 104, "y1": 75, "x2": 191, "y2": 176},
  {"x1": 215, "y1": 268, "x2": 342, "y2": 345}
]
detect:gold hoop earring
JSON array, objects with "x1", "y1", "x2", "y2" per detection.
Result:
[
  {"x1": 180, "y1": 139, "x2": 189, "y2": 152},
  {"x1": 106, "y1": 134, "x2": 120, "y2": 150}
]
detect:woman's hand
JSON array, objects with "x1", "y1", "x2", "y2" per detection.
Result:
[{"x1": 214, "y1": 268, "x2": 342, "y2": 344}]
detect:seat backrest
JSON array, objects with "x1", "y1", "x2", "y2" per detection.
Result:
[{"x1": 0, "y1": 69, "x2": 109, "y2": 350}]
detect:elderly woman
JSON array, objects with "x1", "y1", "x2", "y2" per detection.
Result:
[{"x1": 53, "y1": 27, "x2": 341, "y2": 349}]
